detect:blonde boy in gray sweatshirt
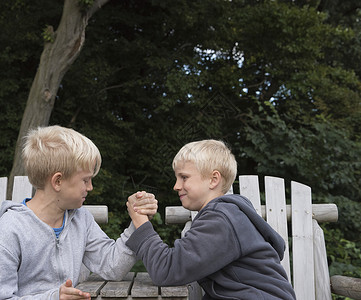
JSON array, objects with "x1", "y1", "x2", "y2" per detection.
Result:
[{"x1": 0, "y1": 125, "x2": 157, "y2": 300}]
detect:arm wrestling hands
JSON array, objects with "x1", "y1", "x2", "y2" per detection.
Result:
[{"x1": 127, "y1": 191, "x2": 158, "y2": 228}]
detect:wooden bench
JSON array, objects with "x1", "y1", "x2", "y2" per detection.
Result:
[
  {"x1": 165, "y1": 175, "x2": 361, "y2": 300},
  {"x1": 76, "y1": 272, "x2": 188, "y2": 299}
]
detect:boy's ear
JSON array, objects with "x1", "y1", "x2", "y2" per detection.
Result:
[
  {"x1": 51, "y1": 172, "x2": 63, "y2": 191},
  {"x1": 209, "y1": 170, "x2": 222, "y2": 190}
]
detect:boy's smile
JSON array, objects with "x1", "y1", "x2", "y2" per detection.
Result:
[{"x1": 173, "y1": 161, "x2": 220, "y2": 211}]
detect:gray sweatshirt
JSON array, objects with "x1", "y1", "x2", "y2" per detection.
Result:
[
  {"x1": 126, "y1": 194, "x2": 296, "y2": 300},
  {"x1": 0, "y1": 200, "x2": 136, "y2": 299}
]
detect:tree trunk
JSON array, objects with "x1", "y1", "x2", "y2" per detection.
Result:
[{"x1": 7, "y1": 0, "x2": 110, "y2": 199}]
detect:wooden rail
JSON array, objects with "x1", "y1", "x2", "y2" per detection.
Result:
[{"x1": 165, "y1": 203, "x2": 338, "y2": 225}]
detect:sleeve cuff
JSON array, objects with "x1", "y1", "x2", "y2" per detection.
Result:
[{"x1": 125, "y1": 221, "x2": 156, "y2": 253}]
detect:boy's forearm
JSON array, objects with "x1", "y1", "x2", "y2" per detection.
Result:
[{"x1": 131, "y1": 214, "x2": 149, "y2": 229}]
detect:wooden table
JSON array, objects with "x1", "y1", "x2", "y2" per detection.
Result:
[{"x1": 76, "y1": 272, "x2": 189, "y2": 299}]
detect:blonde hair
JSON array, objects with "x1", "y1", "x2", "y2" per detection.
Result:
[
  {"x1": 172, "y1": 139, "x2": 237, "y2": 194},
  {"x1": 22, "y1": 125, "x2": 101, "y2": 189}
]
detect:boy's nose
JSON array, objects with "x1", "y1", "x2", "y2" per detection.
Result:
[
  {"x1": 173, "y1": 180, "x2": 181, "y2": 191},
  {"x1": 87, "y1": 180, "x2": 93, "y2": 191}
]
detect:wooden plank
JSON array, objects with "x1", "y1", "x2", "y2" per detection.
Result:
[
  {"x1": 187, "y1": 282, "x2": 202, "y2": 300},
  {"x1": 165, "y1": 206, "x2": 192, "y2": 225},
  {"x1": 100, "y1": 280, "x2": 132, "y2": 298},
  {"x1": 181, "y1": 221, "x2": 192, "y2": 238},
  {"x1": 0, "y1": 177, "x2": 7, "y2": 205},
  {"x1": 12, "y1": 176, "x2": 33, "y2": 202},
  {"x1": 76, "y1": 280, "x2": 107, "y2": 298},
  {"x1": 165, "y1": 204, "x2": 337, "y2": 224},
  {"x1": 291, "y1": 181, "x2": 315, "y2": 300},
  {"x1": 331, "y1": 275, "x2": 361, "y2": 300},
  {"x1": 238, "y1": 175, "x2": 262, "y2": 216},
  {"x1": 181, "y1": 211, "x2": 198, "y2": 300},
  {"x1": 83, "y1": 205, "x2": 108, "y2": 224},
  {"x1": 310, "y1": 203, "x2": 338, "y2": 223},
  {"x1": 190, "y1": 211, "x2": 198, "y2": 221},
  {"x1": 313, "y1": 220, "x2": 332, "y2": 300},
  {"x1": 160, "y1": 285, "x2": 188, "y2": 299},
  {"x1": 264, "y1": 176, "x2": 291, "y2": 282},
  {"x1": 131, "y1": 272, "x2": 159, "y2": 299},
  {"x1": 226, "y1": 184, "x2": 233, "y2": 194},
  {"x1": 100, "y1": 272, "x2": 134, "y2": 298}
]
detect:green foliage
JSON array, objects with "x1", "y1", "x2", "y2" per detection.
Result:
[
  {"x1": 131, "y1": 260, "x2": 146, "y2": 272},
  {"x1": 41, "y1": 25, "x2": 54, "y2": 43},
  {"x1": 78, "y1": 0, "x2": 94, "y2": 9},
  {"x1": 324, "y1": 227, "x2": 361, "y2": 278},
  {"x1": 100, "y1": 211, "x2": 129, "y2": 240},
  {"x1": 321, "y1": 195, "x2": 361, "y2": 241}
]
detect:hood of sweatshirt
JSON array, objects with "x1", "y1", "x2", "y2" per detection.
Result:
[
  {"x1": 0, "y1": 200, "x2": 27, "y2": 217},
  {"x1": 209, "y1": 194, "x2": 286, "y2": 260}
]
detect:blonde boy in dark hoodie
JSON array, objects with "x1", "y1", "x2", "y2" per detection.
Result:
[{"x1": 126, "y1": 139, "x2": 296, "y2": 300}]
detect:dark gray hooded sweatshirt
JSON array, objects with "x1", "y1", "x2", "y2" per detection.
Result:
[{"x1": 126, "y1": 194, "x2": 296, "y2": 299}]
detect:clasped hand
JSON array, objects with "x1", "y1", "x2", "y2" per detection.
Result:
[{"x1": 127, "y1": 191, "x2": 158, "y2": 228}]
